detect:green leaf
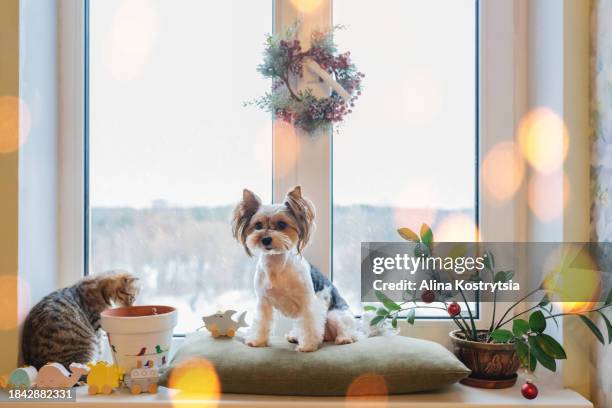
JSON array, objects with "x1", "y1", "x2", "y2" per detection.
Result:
[
  {"x1": 370, "y1": 315, "x2": 385, "y2": 326},
  {"x1": 538, "y1": 294, "x2": 550, "y2": 307},
  {"x1": 374, "y1": 291, "x2": 401, "y2": 311},
  {"x1": 605, "y1": 288, "x2": 612, "y2": 306},
  {"x1": 596, "y1": 311, "x2": 612, "y2": 344},
  {"x1": 406, "y1": 309, "x2": 416, "y2": 325},
  {"x1": 494, "y1": 271, "x2": 507, "y2": 283},
  {"x1": 535, "y1": 334, "x2": 566, "y2": 359},
  {"x1": 391, "y1": 317, "x2": 398, "y2": 329},
  {"x1": 528, "y1": 336, "x2": 557, "y2": 372},
  {"x1": 376, "y1": 307, "x2": 389, "y2": 316},
  {"x1": 494, "y1": 270, "x2": 514, "y2": 283},
  {"x1": 539, "y1": 305, "x2": 559, "y2": 329},
  {"x1": 512, "y1": 319, "x2": 530, "y2": 337},
  {"x1": 490, "y1": 329, "x2": 514, "y2": 343},
  {"x1": 529, "y1": 311, "x2": 546, "y2": 333},
  {"x1": 420, "y1": 224, "x2": 433, "y2": 246},
  {"x1": 515, "y1": 340, "x2": 536, "y2": 372},
  {"x1": 579, "y1": 315, "x2": 605, "y2": 345},
  {"x1": 363, "y1": 305, "x2": 377, "y2": 312},
  {"x1": 483, "y1": 250, "x2": 495, "y2": 270},
  {"x1": 397, "y1": 228, "x2": 420, "y2": 242}
]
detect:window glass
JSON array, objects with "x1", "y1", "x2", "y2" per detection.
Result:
[
  {"x1": 89, "y1": 0, "x2": 272, "y2": 333},
  {"x1": 332, "y1": 0, "x2": 478, "y2": 313}
]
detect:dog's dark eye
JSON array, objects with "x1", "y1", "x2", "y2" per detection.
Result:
[
  {"x1": 254, "y1": 222, "x2": 263, "y2": 230},
  {"x1": 276, "y1": 221, "x2": 287, "y2": 231}
]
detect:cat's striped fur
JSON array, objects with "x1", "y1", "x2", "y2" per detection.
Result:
[{"x1": 21, "y1": 271, "x2": 138, "y2": 369}]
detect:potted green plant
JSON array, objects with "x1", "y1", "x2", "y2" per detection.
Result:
[{"x1": 369, "y1": 224, "x2": 612, "y2": 390}]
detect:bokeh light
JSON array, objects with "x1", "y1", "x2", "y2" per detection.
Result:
[
  {"x1": 527, "y1": 171, "x2": 570, "y2": 222},
  {"x1": 290, "y1": 0, "x2": 324, "y2": 13},
  {"x1": 0, "y1": 96, "x2": 30, "y2": 154},
  {"x1": 434, "y1": 214, "x2": 479, "y2": 242},
  {"x1": 109, "y1": 0, "x2": 160, "y2": 80},
  {"x1": 345, "y1": 373, "x2": 388, "y2": 403},
  {"x1": 542, "y1": 245, "x2": 601, "y2": 312},
  {"x1": 392, "y1": 184, "x2": 438, "y2": 233},
  {"x1": 482, "y1": 141, "x2": 525, "y2": 202},
  {"x1": 169, "y1": 357, "x2": 220, "y2": 407},
  {"x1": 518, "y1": 108, "x2": 569, "y2": 173}
]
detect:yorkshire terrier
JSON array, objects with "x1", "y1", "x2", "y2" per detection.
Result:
[{"x1": 232, "y1": 186, "x2": 358, "y2": 352}]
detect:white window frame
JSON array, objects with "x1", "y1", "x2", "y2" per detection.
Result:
[{"x1": 58, "y1": 0, "x2": 523, "y2": 345}]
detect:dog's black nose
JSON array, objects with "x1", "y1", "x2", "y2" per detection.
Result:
[{"x1": 262, "y1": 237, "x2": 272, "y2": 246}]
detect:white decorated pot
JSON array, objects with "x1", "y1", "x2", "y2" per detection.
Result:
[{"x1": 101, "y1": 305, "x2": 177, "y2": 372}]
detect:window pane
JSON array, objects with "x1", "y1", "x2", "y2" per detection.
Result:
[
  {"x1": 332, "y1": 0, "x2": 477, "y2": 313},
  {"x1": 89, "y1": 0, "x2": 272, "y2": 333}
]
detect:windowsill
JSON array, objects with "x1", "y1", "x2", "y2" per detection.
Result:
[{"x1": 0, "y1": 383, "x2": 592, "y2": 408}]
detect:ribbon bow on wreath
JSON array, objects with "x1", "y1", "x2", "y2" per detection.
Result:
[{"x1": 247, "y1": 23, "x2": 364, "y2": 133}]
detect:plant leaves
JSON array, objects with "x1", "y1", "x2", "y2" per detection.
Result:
[
  {"x1": 397, "y1": 228, "x2": 420, "y2": 242},
  {"x1": 420, "y1": 223, "x2": 433, "y2": 246},
  {"x1": 539, "y1": 305, "x2": 559, "y2": 329},
  {"x1": 528, "y1": 336, "x2": 557, "y2": 372},
  {"x1": 538, "y1": 294, "x2": 550, "y2": 307},
  {"x1": 406, "y1": 309, "x2": 416, "y2": 325},
  {"x1": 363, "y1": 305, "x2": 377, "y2": 312},
  {"x1": 391, "y1": 317, "x2": 398, "y2": 329},
  {"x1": 605, "y1": 288, "x2": 612, "y2": 306},
  {"x1": 374, "y1": 291, "x2": 401, "y2": 311},
  {"x1": 596, "y1": 311, "x2": 612, "y2": 344},
  {"x1": 490, "y1": 329, "x2": 514, "y2": 343},
  {"x1": 535, "y1": 333, "x2": 566, "y2": 359},
  {"x1": 515, "y1": 340, "x2": 536, "y2": 372},
  {"x1": 579, "y1": 315, "x2": 605, "y2": 345},
  {"x1": 529, "y1": 311, "x2": 546, "y2": 333},
  {"x1": 370, "y1": 315, "x2": 385, "y2": 326},
  {"x1": 512, "y1": 319, "x2": 530, "y2": 337},
  {"x1": 483, "y1": 250, "x2": 495, "y2": 270},
  {"x1": 376, "y1": 307, "x2": 389, "y2": 316}
]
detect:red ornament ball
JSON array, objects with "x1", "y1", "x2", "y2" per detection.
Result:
[
  {"x1": 447, "y1": 302, "x2": 461, "y2": 317},
  {"x1": 421, "y1": 290, "x2": 435, "y2": 304},
  {"x1": 521, "y1": 381, "x2": 538, "y2": 400}
]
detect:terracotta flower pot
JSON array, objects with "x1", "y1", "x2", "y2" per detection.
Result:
[
  {"x1": 450, "y1": 329, "x2": 521, "y2": 389},
  {"x1": 101, "y1": 305, "x2": 177, "y2": 372}
]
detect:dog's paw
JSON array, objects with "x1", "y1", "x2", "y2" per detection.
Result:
[
  {"x1": 295, "y1": 342, "x2": 318, "y2": 352},
  {"x1": 245, "y1": 338, "x2": 268, "y2": 347},
  {"x1": 285, "y1": 333, "x2": 299, "y2": 344},
  {"x1": 334, "y1": 336, "x2": 356, "y2": 345}
]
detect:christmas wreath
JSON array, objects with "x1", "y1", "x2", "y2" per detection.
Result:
[{"x1": 247, "y1": 25, "x2": 364, "y2": 133}]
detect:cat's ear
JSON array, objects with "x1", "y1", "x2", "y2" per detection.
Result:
[{"x1": 99, "y1": 270, "x2": 139, "y2": 307}]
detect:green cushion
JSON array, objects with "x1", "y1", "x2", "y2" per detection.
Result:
[{"x1": 160, "y1": 332, "x2": 470, "y2": 396}]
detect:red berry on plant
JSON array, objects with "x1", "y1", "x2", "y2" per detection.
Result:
[
  {"x1": 521, "y1": 381, "x2": 538, "y2": 400},
  {"x1": 421, "y1": 290, "x2": 435, "y2": 303},
  {"x1": 447, "y1": 302, "x2": 461, "y2": 317}
]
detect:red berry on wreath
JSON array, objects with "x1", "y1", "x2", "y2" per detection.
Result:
[
  {"x1": 421, "y1": 290, "x2": 435, "y2": 304},
  {"x1": 447, "y1": 302, "x2": 461, "y2": 317},
  {"x1": 521, "y1": 381, "x2": 538, "y2": 400}
]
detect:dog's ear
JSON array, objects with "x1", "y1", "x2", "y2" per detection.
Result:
[
  {"x1": 232, "y1": 189, "x2": 262, "y2": 256},
  {"x1": 284, "y1": 186, "x2": 315, "y2": 254}
]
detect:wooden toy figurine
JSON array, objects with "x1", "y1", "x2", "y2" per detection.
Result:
[
  {"x1": 6, "y1": 366, "x2": 37, "y2": 389},
  {"x1": 86, "y1": 361, "x2": 123, "y2": 395},
  {"x1": 36, "y1": 363, "x2": 89, "y2": 389},
  {"x1": 202, "y1": 310, "x2": 248, "y2": 338},
  {"x1": 124, "y1": 360, "x2": 159, "y2": 395}
]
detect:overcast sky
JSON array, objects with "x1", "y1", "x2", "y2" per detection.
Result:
[{"x1": 90, "y1": 0, "x2": 476, "y2": 209}]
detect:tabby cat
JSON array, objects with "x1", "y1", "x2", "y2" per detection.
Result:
[{"x1": 21, "y1": 271, "x2": 138, "y2": 369}]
